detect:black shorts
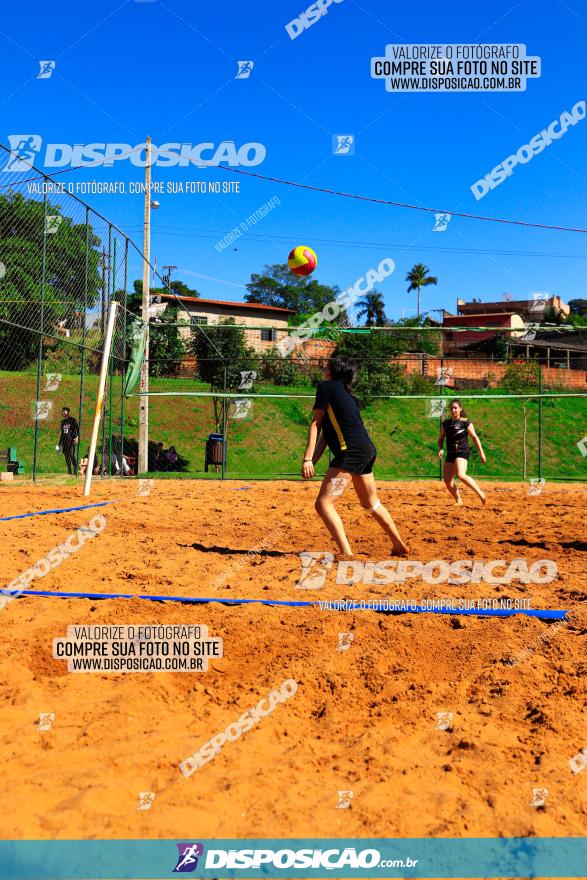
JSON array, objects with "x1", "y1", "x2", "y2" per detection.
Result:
[
  {"x1": 445, "y1": 449, "x2": 470, "y2": 464},
  {"x1": 330, "y1": 443, "x2": 377, "y2": 475}
]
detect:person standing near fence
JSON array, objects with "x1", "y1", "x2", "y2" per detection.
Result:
[
  {"x1": 438, "y1": 399, "x2": 486, "y2": 506},
  {"x1": 57, "y1": 406, "x2": 79, "y2": 475}
]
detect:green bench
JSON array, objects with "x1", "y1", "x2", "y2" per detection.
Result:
[{"x1": 0, "y1": 447, "x2": 25, "y2": 475}]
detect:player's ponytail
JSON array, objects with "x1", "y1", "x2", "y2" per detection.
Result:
[
  {"x1": 328, "y1": 354, "x2": 359, "y2": 402},
  {"x1": 450, "y1": 398, "x2": 467, "y2": 418}
]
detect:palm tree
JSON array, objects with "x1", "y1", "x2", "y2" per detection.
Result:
[
  {"x1": 406, "y1": 264, "x2": 438, "y2": 318},
  {"x1": 356, "y1": 291, "x2": 386, "y2": 327}
]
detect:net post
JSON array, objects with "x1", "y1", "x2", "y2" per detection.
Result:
[
  {"x1": 76, "y1": 205, "x2": 91, "y2": 477},
  {"x1": 32, "y1": 191, "x2": 48, "y2": 482},
  {"x1": 221, "y1": 363, "x2": 227, "y2": 479},
  {"x1": 138, "y1": 137, "x2": 152, "y2": 474},
  {"x1": 83, "y1": 301, "x2": 119, "y2": 497},
  {"x1": 107, "y1": 226, "x2": 114, "y2": 475},
  {"x1": 538, "y1": 361, "x2": 543, "y2": 480},
  {"x1": 119, "y1": 237, "x2": 129, "y2": 478},
  {"x1": 438, "y1": 355, "x2": 445, "y2": 481}
]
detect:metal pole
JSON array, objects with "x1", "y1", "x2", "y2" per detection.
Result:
[
  {"x1": 108, "y1": 229, "x2": 114, "y2": 474},
  {"x1": 99, "y1": 245, "x2": 110, "y2": 476},
  {"x1": 538, "y1": 361, "x2": 543, "y2": 480},
  {"x1": 101, "y1": 249, "x2": 107, "y2": 336},
  {"x1": 33, "y1": 192, "x2": 48, "y2": 482},
  {"x1": 120, "y1": 238, "x2": 129, "y2": 476},
  {"x1": 128, "y1": 391, "x2": 586, "y2": 401},
  {"x1": 162, "y1": 265, "x2": 177, "y2": 290},
  {"x1": 438, "y1": 356, "x2": 444, "y2": 481},
  {"x1": 84, "y1": 301, "x2": 119, "y2": 497},
  {"x1": 138, "y1": 136, "x2": 152, "y2": 474},
  {"x1": 76, "y1": 206, "x2": 90, "y2": 477},
  {"x1": 221, "y1": 363, "x2": 227, "y2": 480}
]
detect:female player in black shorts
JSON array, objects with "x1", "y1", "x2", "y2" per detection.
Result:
[
  {"x1": 301, "y1": 354, "x2": 408, "y2": 557},
  {"x1": 438, "y1": 399, "x2": 487, "y2": 505}
]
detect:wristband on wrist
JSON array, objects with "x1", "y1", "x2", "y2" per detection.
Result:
[{"x1": 303, "y1": 458, "x2": 313, "y2": 463}]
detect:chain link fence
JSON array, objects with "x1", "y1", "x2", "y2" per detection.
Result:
[{"x1": 0, "y1": 143, "x2": 137, "y2": 479}]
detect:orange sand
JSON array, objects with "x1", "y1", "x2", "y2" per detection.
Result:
[{"x1": 1, "y1": 478, "x2": 586, "y2": 841}]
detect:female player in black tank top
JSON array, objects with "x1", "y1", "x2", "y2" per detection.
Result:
[
  {"x1": 438, "y1": 399, "x2": 487, "y2": 506},
  {"x1": 301, "y1": 354, "x2": 408, "y2": 557}
]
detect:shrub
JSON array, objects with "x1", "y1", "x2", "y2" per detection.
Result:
[
  {"x1": 259, "y1": 351, "x2": 300, "y2": 386},
  {"x1": 501, "y1": 360, "x2": 540, "y2": 392},
  {"x1": 408, "y1": 372, "x2": 435, "y2": 394},
  {"x1": 355, "y1": 362, "x2": 409, "y2": 404}
]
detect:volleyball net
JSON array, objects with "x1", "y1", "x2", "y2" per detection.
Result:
[{"x1": 129, "y1": 331, "x2": 587, "y2": 482}]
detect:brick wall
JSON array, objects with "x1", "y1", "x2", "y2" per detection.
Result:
[
  {"x1": 180, "y1": 346, "x2": 586, "y2": 388},
  {"x1": 394, "y1": 354, "x2": 587, "y2": 389}
]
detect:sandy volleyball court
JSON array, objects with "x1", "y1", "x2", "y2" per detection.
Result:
[{"x1": 1, "y1": 477, "x2": 586, "y2": 841}]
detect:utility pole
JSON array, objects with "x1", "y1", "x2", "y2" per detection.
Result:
[
  {"x1": 138, "y1": 136, "x2": 152, "y2": 475},
  {"x1": 162, "y1": 264, "x2": 177, "y2": 291}
]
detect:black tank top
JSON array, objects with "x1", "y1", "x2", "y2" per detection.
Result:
[
  {"x1": 442, "y1": 418, "x2": 471, "y2": 455},
  {"x1": 313, "y1": 380, "x2": 371, "y2": 454}
]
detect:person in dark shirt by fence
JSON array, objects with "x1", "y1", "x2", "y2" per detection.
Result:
[{"x1": 57, "y1": 406, "x2": 79, "y2": 475}]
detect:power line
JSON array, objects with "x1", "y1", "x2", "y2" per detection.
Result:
[
  {"x1": 4, "y1": 136, "x2": 583, "y2": 234},
  {"x1": 209, "y1": 164, "x2": 587, "y2": 235},
  {"x1": 0, "y1": 144, "x2": 142, "y2": 190},
  {"x1": 132, "y1": 147, "x2": 586, "y2": 235},
  {"x1": 122, "y1": 226, "x2": 587, "y2": 260}
]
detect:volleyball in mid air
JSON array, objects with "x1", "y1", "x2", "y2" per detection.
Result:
[{"x1": 288, "y1": 245, "x2": 317, "y2": 276}]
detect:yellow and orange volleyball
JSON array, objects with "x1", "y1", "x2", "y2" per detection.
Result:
[{"x1": 287, "y1": 245, "x2": 317, "y2": 277}]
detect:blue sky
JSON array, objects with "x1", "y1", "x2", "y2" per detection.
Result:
[{"x1": 1, "y1": 0, "x2": 586, "y2": 319}]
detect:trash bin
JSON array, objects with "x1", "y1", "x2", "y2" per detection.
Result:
[{"x1": 205, "y1": 433, "x2": 226, "y2": 472}]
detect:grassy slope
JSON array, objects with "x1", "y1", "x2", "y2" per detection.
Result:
[{"x1": 0, "y1": 371, "x2": 585, "y2": 480}]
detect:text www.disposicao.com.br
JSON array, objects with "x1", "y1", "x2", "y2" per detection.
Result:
[{"x1": 70, "y1": 657, "x2": 202, "y2": 671}]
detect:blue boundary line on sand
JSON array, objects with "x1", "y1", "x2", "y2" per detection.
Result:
[
  {"x1": 0, "y1": 501, "x2": 115, "y2": 522},
  {"x1": 10, "y1": 589, "x2": 568, "y2": 618}
]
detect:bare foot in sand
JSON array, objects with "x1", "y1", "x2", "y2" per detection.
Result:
[{"x1": 392, "y1": 540, "x2": 409, "y2": 557}]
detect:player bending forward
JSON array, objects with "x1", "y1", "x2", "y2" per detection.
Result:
[
  {"x1": 438, "y1": 398, "x2": 486, "y2": 506},
  {"x1": 301, "y1": 354, "x2": 408, "y2": 558}
]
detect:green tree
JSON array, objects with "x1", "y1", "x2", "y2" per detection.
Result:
[
  {"x1": 129, "y1": 279, "x2": 200, "y2": 311},
  {"x1": 356, "y1": 290, "x2": 387, "y2": 326},
  {"x1": 126, "y1": 280, "x2": 144, "y2": 317},
  {"x1": 334, "y1": 331, "x2": 410, "y2": 405},
  {"x1": 168, "y1": 279, "x2": 200, "y2": 298},
  {"x1": 0, "y1": 191, "x2": 101, "y2": 369},
  {"x1": 385, "y1": 316, "x2": 441, "y2": 355},
  {"x1": 568, "y1": 298, "x2": 587, "y2": 316},
  {"x1": 245, "y1": 263, "x2": 340, "y2": 323},
  {"x1": 259, "y1": 350, "x2": 301, "y2": 386},
  {"x1": 557, "y1": 299, "x2": 587, "y2": 327},
  {"x1": 149, "y1": 303, "x2": 186, "y2": 377},
  {"x1": 190, "y1": 319, "x2": 257, "y2": 432},
  {"x1": 542, "y1": 304, "x2": 566, "y2": 325},
  {"x1": 501, "y1": 360, "x2": 540, "y2": 392},
  {"x1": 568, "y1": 314, "x2": 587, "y2": 327},
  {"x1": 406, "y1": 263, "x2": 438, "y2": 318}
]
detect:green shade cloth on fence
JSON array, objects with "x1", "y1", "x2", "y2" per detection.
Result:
[{"x1": 123, "y1": 320, "x2": 147, "y2": 397}]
